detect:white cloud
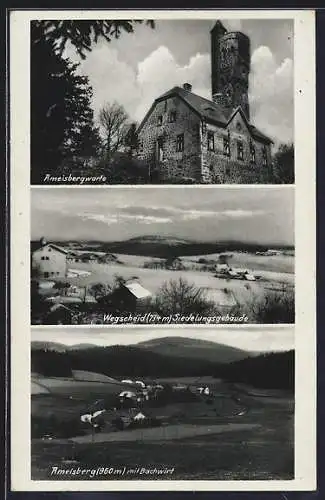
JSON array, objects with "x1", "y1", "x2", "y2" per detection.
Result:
[
  {"x1": 72, "y1": 41, "x2": 293, "y2": 144},
  {"x1": 80, "y1": 211, "x2": 171, "y2": 225},
  {"x1": 249, "y1": 46, "x2": 294, "y2": 144},
  {"x1": 134, "y1": 47, "x2": 211, "y2": 121},
  {"x1": 222, "y1": 209, "x2": 263, "y2": 218}
]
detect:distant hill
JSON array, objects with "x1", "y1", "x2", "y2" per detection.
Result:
[
  {"x1": 31, "y1": 343, "x2": 227, "y2": 379},
  {"x1": 31, "y1": 341, "x2": 68, "y2": 353},
  {"x1": 68, "y1": 344, "x2": 99, "y2": 351},
  {"x1": 31, "y1": 341, "x2": 294, "y2": 391},
  {"x1": 32, "y1": 237, "x2": 294, "y2": 259},
  {"x1": 31, "y1": 342, "x2": 99, "y2": 352},
  {"x1": 135, "y1": 336, "x2": 251, "y2": 364}
]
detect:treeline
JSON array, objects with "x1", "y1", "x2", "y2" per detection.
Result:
[
  {"x1": 32, "y1": 239, "x2": 294, "y2": 259},
  {"x1": 215, "y1": 351, "x2": 294, "y2": 392},
  {"x1": 31, "y1": 346, "x2": 217, "y2": 379},
  {"x1": 31, "y1": 346, "x2": 294, "y2": 391}
]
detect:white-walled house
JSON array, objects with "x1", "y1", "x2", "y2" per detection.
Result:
[{"x1": 31, "y1": 239, "x2": 68, "y2": 279}]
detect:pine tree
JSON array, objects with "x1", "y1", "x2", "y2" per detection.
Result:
[{"x1": 31, "y1": 23, "x2": 101, "y2": 182}]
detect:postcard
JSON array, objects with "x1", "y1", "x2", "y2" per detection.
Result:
[{"x1": 9, "y1": 8, "x2": 316, "y2": 492}]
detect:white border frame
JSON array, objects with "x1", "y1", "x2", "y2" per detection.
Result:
[{"x1": 10, "y1": 9, "x2": 316, "y2": 492}]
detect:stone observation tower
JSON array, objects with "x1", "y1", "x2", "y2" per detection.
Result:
[{"x1": 211, "y1": 20, "x2": 251, "y2": 120}]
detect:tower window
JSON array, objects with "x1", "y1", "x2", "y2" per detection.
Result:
[
  {"x1": 237, "y1": 141, "x2": 244, "y2": 161},
  {"x1": 158, "y1": 115, "x2": 163, "y2": 126},
  {"x1": 250, "y1": 143, "x2": 256, "y2": 163},
  {"x1": 207, "y1": 132, "x2": 215, "y2": 151},
  {"x1": 169, "y1": 111, "x2": 176, "y2": 123},
  {"x1": 176, "y1": 134, "x2": 184, "y2": 152},
  {"x1": 262, "y1": 146, "x2": 268, "y2": 166},
  {"x1": 223, "y1": 137, "x2": 230, "y2": 157}
]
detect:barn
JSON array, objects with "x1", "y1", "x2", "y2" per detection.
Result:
[{"x1": 111, "y1": 281, "x2": 152, "y2": 312}]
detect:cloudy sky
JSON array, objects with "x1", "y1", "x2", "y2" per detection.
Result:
[
  {"x1": 31, "y1": 326, "x2": 294, "y2": 352},
  {"x1": 64, "y1": 18, "x2": 294, "y2": 145},
  {"x1": 31, "y1": 186, "x2": 294, "y2": 245}
]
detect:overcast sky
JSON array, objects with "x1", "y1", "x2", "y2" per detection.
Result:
[
  {"x1": 31, "y1": 326, "x2": 294, "y2": 352},
  {"x1": 31, "y1": 186, "x2": 294, "y2": 245},
  {"x1": 64, "y1": 18, "x2": 294, "y2": 145}
]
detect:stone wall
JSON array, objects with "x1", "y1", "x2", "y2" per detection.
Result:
[
  {"x1": 201, "y1": 115, "x2": 272, "y2": 183},
  {"x1": 138, "y1": 97, "x2": 202, "y2": 182},
  {"x1": 138, "y1": 95, "x2": 272, "y2": 184}
]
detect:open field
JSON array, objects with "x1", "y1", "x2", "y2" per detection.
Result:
[
  {"x1": 70, "y1": 422, "x2": 262, "y2": 444},
  {"x1": 183, "y1": 251, "x2": 294, "y2": 274},
  {"x1": 66, "y1": 260, "x2": 293, "y2": 300},
  {"x1": 31, "y1": 373, "x2": 294, "y2": 480}
]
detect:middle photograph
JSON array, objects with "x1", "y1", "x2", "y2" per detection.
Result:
[{"x1": 31, "y1": 186, "x2": 294, "y2": 326}]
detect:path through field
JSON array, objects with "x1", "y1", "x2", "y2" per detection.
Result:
[{"x1": 71, "y1": 422, "x2": 261, "y2": 444}]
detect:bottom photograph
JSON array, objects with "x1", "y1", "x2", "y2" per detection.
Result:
[{"x1": 31, "y1": 326, "x2": 294, "y2": 481}]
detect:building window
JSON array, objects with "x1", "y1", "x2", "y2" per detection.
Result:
[
  {"x1": 207, "y1": 132, "x2": 215, "y2": 151},
  {"x1": 157, "y1": 139, "x2": 164, "y2": 162},
  {"x1": 41, "y1": 256, "x2": 44, "y2": 260},
  {"x1": 176, "y1": 134, "x2": 184, "y2": 152},
  {"x1": 250, "y1": 143, "x2": 256, "y2": 163},
  {"x1": 237, "y1": 141, "x2": 244, "y2": 161},
  {"x1": 223, "y1": 137, "x2": 230, "y2": 157},
  {"x1": 164, "y1": 100, "x2": 168, "y2": 112},
  {"x1": 169, "y1": 111, "x2": 176, "y2": 123},
  {"x1": 158, "y1": 115, "x2": 163, "y2": 126},
  {"x1": 262, "y1": 146, "x2": 268, "y2": 166}
]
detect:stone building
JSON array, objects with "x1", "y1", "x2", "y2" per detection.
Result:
[{"x1": 137, "y1": 21, "x2": 274, "y2": 184}]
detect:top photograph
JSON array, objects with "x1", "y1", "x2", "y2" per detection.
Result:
[{"x1": 31, "y1": 17, "x2": 294, "y2": 185}]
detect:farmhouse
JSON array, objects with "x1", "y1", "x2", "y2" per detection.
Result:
[
  {"x1": 137, "y1": 21, "x2": 273, "y2": 184},
  {"x1": 31, "y1": 238, "x2": 68, "y2": 279}
]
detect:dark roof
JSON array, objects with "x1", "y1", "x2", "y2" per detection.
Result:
[
  {"x1": 138, "y1": 86, "x2": 273, "y2": 144},
  {"x1": 31, "y1": 242, "x2": 68, "y2": 255},
  {"x1": 249, "y1": 124, "x2": 273, "y2": 143},
  {"x1": 158, "y1": 86, "x2": 227, "y2": 126}
]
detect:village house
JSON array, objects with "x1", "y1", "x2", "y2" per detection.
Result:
[
  {"x1": 31, "y1": 238, "x2": 68, "y2": 279},
  {"x1": 137, "y1": 21, "x2": 273, "y2": 184},
  {"x1": 111, "y1": 281, "x2": 152, "y2": 312}
]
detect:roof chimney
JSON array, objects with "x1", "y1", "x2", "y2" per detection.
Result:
[{"x1": 183, "y1": 83, "x2": 192, "y2": 92}]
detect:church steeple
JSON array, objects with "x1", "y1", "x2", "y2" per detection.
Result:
[{"x1": 211, "y1": 21, "x2": 251, "y2": 120}]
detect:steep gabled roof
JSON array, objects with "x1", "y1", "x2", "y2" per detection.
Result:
[
  {"x1": 158, "y1": 86, "x2": 228, "y2": 125},
  {"x1": 123, "y1": 282, "x2": 152, "y2": 299},
  {"x1": 249, "y1": 124, "x2": 273, "y2": 144},
  {"x1": 137, "y1": 86, "x2": 273, "y2": 144},
  {"x1": 227, "y1": 106, "x2": 274, "y2": 144},
  {"x1": 31, "y1": 242, "x2": 68, "y2": 255}
]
